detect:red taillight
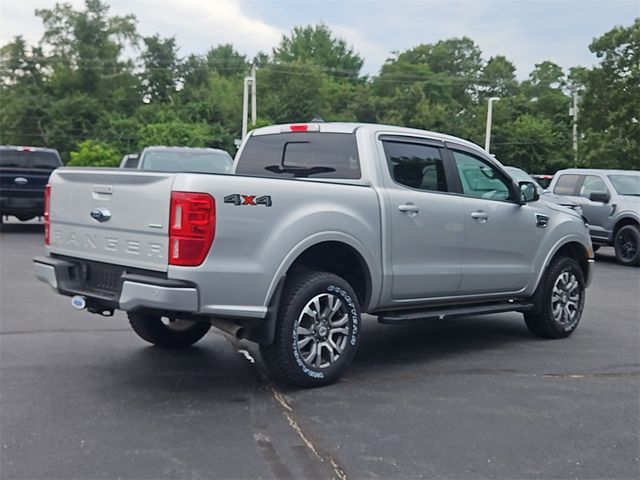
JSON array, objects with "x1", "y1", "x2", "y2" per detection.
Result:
[
  {"x1": 289, "y1": 124, "x2": 309, "y2": 132},
  {"x1": 169, "y1": 192, "x2": 215, "y2": 266},
  {"x1": 44, "y1": 184, "x2": 51, "y2": 245}
]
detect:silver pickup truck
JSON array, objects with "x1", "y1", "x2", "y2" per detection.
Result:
[
  {"x1": 549, "y1": 169, "x2": 640, "y2": 266},
  {"x1": 34, "y1": 123, "x2": 594, "y2": 387}
]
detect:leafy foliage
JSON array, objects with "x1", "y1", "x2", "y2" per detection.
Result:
[
  {"x1": 68, "y1": 140, "x2": 120, "y2": 167},
  {"x1": 0, "y1": 0, "x2": 636, "y2": 173},
  {"x1": 273, "y1": 24, "x2": 363, "y2": 79},
  {"x1": 578, "y1": 19, "x2": 640, "y2": 170}
]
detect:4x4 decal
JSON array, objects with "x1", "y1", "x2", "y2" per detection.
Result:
[{"x1": 224, "y1": 194, "x2": 272, "y2": 207}]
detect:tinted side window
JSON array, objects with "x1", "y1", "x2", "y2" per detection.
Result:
[
  {"x1": 452, "y1": 151, "x2": 511, "y2": 201},
  {"x1": 236, "y1": 133, "x2": 360, "y2": 179},
  {"x1": 553, "y1": 174, "x2": 581, "y2": 195},
  {"x1": 382, "y1": 141, "x2": 447, "y2": 192},
  {"x1": 579, "y1": 175, "x2": 608, "y2": 197}
]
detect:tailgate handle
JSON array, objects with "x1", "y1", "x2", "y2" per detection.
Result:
[{"x1": 92, "y1": 185, "x2": 113, "y2": 195}]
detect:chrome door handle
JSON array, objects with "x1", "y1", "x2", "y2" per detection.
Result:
[
  {"x1": 398, "y1": 204, "x2": 420, "y2": 214},
  {"x1": 470, "y1": 211, "x2": 489, "y2": 221}
]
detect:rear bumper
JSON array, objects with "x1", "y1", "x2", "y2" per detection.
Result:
[
  {"x1": 0, "y1": 195, "x2": 43, "y2": 216},
  {"x1": 33, "y1": 256, "x2": 198, "y2": 313}
]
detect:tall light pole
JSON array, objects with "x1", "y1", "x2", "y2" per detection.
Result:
[
  {"x1": 484, "y1": 96, "x2": 500, "y2": 153},
  {"x1": 570, "y1": 85, "x2": 579, "y2": 167},
  {"x1": 241, "y1": 65, "x2": 257, "y2": 141}
]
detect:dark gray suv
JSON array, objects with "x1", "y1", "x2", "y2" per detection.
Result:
[{"x1": 549, "y1": 169, "x2": 640, "y2": 266}]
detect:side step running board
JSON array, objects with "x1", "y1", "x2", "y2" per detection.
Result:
[{"x1": 378, "y1": 302, "x2": 534, "y2": 325}]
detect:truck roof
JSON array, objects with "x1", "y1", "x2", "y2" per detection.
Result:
[
  {"x1": 0, "y1": 145, "x2": 60, "y2": 154},
  {"x1": 250, "y1": 122, "x2": 483, "y2": 151},
  {"x1": 554, "y1": 168, "x2": 640, "y2": 176},
  {"x1": 141, "y1": 146, "x2": 230, "y2": 155}
]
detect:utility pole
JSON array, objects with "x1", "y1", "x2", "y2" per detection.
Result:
[
  {"x1": 251, "y1": 64, "x2": 256, "y2": 129},
  {"x1": 570, "y1": 85, "x2": 579, "y2": 167},
  {"x1": 241, "y1": 65, "x2": 257, "y2": 141},
  {"x1": 484, "y1": 97, "x2": 500, "y2": 153}
]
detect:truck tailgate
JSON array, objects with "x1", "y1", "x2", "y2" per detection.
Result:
[
  {"x1": 48, "y1": 168, "x2": 175, "y2": 272},
  {"x1": 0, "y1": 167, "x2": 53, "y2": 195}
]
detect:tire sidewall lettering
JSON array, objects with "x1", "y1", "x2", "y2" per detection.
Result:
[{"x1": 291, "y1": 283, "x2": 360, "y2": 379}]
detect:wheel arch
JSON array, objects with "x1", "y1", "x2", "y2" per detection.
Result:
[
  {"x1": 533, "y1": 238, "x2": 592, "y2": 294},
  {"x1": 247, "y1": 234, "x2": 378, "y2": 346},
  {"x1": 284, "y1": 240, "x2": 374, "y2": 309},
  {"x1": 613, "y1": 216, "x2": 639, "y2": 238},
  {"x1": 552, "y1": 242, "x2": 591, "y2": 282}
]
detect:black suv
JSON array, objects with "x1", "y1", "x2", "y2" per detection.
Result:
[{"x1": 0, "y1": 146, "x2": 62, "y2": 223}]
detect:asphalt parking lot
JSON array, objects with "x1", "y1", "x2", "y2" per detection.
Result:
[{"x1": 1, "y1": 220, "x2": 639, "y2": 480}]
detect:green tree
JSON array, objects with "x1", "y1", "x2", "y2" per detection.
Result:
[
  {"x1": 493, "y1": 114, "x2": 565, "y2": 172},
  {"x1": 36, "y1": 0, "x2": 138, "y2": 95},
  {"x1": 273, "y1": 24, "x2": 363, "y2": 79},
  {"x1": 205, "y1": 44, "x2": 248, "y2": 77},
  {"x1": 140, "y1": 35, "x2": 179, "y2": 103},
  {"x1": 137, "y1": 120, "x2": 233, "y2": 151},
  {"x1": 579, "y1": 19, "x2": 640, "y2": 169},
  {"x1": 480, "y1": 55, "x2": 518, "y2": 98},
  {"x1": 258, "y1": 61, "x2": 326, "y2": 123},
  {"x1": 0, "y1": 36, "x2": 51, "y2": 146},
  {"x1": 68, "y1": 139, "x2": 120, "y2": 166}
]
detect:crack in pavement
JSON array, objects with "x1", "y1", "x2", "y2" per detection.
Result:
[{"x1": 221, "y1": 332, "x2": 348, "y2": 480}]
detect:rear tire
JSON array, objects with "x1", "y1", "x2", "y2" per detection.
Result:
[
  {"x1": 614, "y1": 225, "x2": 640, "y2": 266},
  {"x1": 524, "y1": 257, "x2": 585, "y2": 339},
  {"x1": 128, "y1": 312, "x2": 211, "y2": 348},
  {"x1": 260, "y1": 270, "x2": 361, "y2": 388}
]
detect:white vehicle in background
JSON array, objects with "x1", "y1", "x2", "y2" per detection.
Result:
[
  {"x1": 128, "y1": 146, "x2": 233, "y2": 174},
  {"x1": 119, "y1": 153, "x2": 139, "y2": 169},
  {"x1": 504, "y1": 166, "x2": 583, "y2": 216}
]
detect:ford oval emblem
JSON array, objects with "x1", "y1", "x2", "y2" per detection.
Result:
[
  {"x1": 14, "y1": 177, "x2": 28, "y2": 185},
  {"x1": 90, "y1": 207, "x2": 111, "y2": 222}
]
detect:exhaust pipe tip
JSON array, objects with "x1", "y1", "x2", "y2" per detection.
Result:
[{"x1": 210, "y1": 318, "x2": 245, "y2": 339}]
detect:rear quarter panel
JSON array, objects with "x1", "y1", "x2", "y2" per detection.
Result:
[{"x1": 169, "y1": 174, "x2": 383, "y2": 317}]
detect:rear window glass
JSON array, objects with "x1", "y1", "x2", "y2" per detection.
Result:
[
  {"x1": 0, "y1": 150, "x2": 62, "y2": 169},
  {"x1": 140, "y1": 151, "x2": 232, "y2": 174},
  {"x1": 236, "y1": 133, "x2": 360, "y2": 179},
  {"x1": 553, "y1": 174, "x2": 581, "y2": 195}
]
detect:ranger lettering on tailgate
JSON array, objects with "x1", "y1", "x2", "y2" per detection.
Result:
[{"x1": 51, "y1": 230, "x2": 164, "y2": 258}]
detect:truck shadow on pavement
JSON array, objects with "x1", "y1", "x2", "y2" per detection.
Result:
[
  {"x1": 343, "y1": 314, "x2": 535, "y2": 382},
  {"x1": 92, "y1": 316, "x2": 533, "y2": 393},
  {"x1": 594, "y1": 248, "x2": 621, "y2": 265},
  {"x1": 98, "y1": 338, "x2": 260, "y2": 401}
]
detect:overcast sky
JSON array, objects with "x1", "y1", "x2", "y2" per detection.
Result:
[{"x1": 1, "y1": 0, "x2": 637, "y2": 78}]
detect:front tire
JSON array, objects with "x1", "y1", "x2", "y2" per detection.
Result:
[
  {"x1": 260, "y1": 271, "x2": 362, "y2": 388},
  {"x1": 614, "y1": 225, "x2": 640, "y2": 266},
  {"x1": 525, "y1": 257, "x2": 585, "y2": 339},
  {"x1": 128, "y1": 312, "x2": 211, "y2": 348}
]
